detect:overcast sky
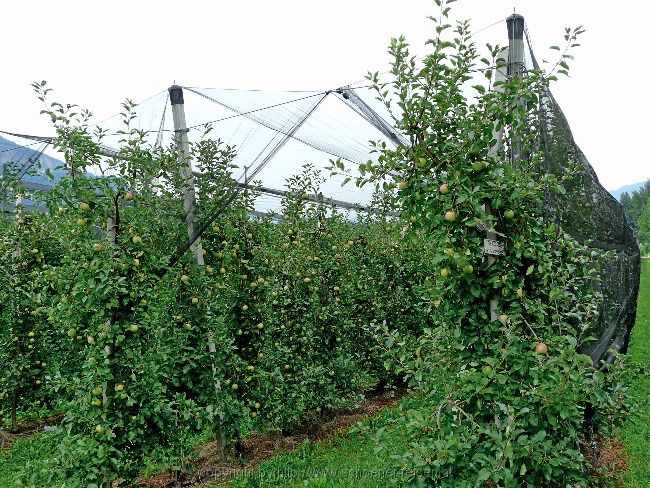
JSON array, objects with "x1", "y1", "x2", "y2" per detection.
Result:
[{"x1": 1, "y1": 0, "x2": 647, "y2": 191}]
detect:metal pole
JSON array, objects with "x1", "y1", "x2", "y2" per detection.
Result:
[
  {"x1": 507, "y1": 13, "x2": 526, "y2": 77},
  {"x1": 169, "y1": 85, "x2": 205, "y2": 266},
  {"x1": 507, "y1": 13, "x2": 526, "y2": 165}
]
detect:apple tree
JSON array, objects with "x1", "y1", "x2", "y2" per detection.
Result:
[{"x1": 339, "y1": 1, "x2": 632, "y2": 485}]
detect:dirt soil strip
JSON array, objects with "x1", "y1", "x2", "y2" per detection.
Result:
[
  {"x1": 140, "y1": 389, "x2": 406, "y2": 488},
  {"x1": 581, "y1": 435, "x2": 628, "y2": 486},
  {"x1": 0, "y1": 413, "x2": 64, "y2": 450}
]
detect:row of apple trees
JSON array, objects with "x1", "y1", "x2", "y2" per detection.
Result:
[
  {"x1": 327, "y1": 2, "x2": 633, "y2": 487},
  {"x1": 0, "y1": 92, "x2": 438, "y2": 485}
]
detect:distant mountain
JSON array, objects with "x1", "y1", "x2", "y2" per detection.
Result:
[
  {"x1": 0, "y1": 135, "x2": 66, "y2": 190},
  {"x1": 610, "y1": 180, "x2": 648, "y2": 201},
  {"x1": 0, "y1": 135, "x2": 68, "y2": 212}
]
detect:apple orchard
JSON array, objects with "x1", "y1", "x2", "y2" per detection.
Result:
[{"x1": 0, "y1": 3, "x2": 634, "y2": 487}]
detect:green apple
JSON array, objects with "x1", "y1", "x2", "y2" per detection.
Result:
[
  {"x1": 471, "y1": 161, "x2": 486, "y2": 172},
  {"x1": 79, "y1": 202, "x2": 90, "y2": 211},
  {"x1": 132, "y1": 235, "x2": 142, "y2": 244},
  {"x1": 504, "y1": 209, "x2": 515, "y2": 219},
  {"x1": 439, "y1": 183, "x2": 449, "y2": 194},
  {"x1": 444, "y1": 211, "x2": 457, "y2": 222}
]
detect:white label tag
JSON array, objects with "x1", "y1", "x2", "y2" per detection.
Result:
[{"x1": 484, "y1": 239, "x2": 505, "y2": 256}]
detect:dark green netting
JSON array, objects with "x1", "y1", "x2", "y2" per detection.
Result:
[{"x1": 535, "y1": 76, "x2": 640, "y2": 366}]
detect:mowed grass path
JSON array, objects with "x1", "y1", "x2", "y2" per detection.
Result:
[
  {"x1": 622, "y1": 259, "x2": 650, "y2": 487},
  {"x1": 224, "y1": 395, "x2": 421, "y2": 488}
]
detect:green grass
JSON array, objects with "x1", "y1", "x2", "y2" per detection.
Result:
[
  {"x1": 621, "y1": 260, "x2": 650, "y2": 487},
  {"x1": 0, "y1": 432, "x2": 59, "y2": 487},
  {"x1": 0, "y1": 426, "x2": 215, "y2": 487},
  {"x1": 224, "y1": 395, "x2": 421, "y2": 488}
]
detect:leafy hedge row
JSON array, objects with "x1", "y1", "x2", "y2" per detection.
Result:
[{"x1": 0, "y1": 130, "x2": 436, "y2": 486}]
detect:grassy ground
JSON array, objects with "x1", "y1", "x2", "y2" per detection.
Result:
[
  {"x1": 0, "y1": 426, "x2": 212, "y2": 487},
  {"x1": 0, "y1": 432, "x2": 57, "y2": 487},
  {"x1": 621, "y1": 259, "x2": 650, "y2": 487},
  {"x1": 0, "y1": 395, "x2": 418, "y2": 488},
  {"x1": 224, "y1": 394, "x2": 420, "y2": 488}
]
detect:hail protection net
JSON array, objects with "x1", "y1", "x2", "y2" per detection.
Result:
[
  {"x1": 0, "y1": 17, "x2": 639, "y2": 367},
  {"x1": 87, "y1": 84, "x2": 401, "y2": 219},
  {"x1": 524, "y1": 34, "x2": 641, "y2": 365}
]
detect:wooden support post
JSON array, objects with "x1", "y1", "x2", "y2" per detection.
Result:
[
  {"x1": 169, "y1": 85, "x2": 224, "y2": 453},
  {"x1": 102, "y1": 214, "x2": 116, "y2": 488},
  {"x1": 10, "y1": 202, "x2": 22, "y2": 430},
  {"x1": 103, "y1": 215, "x2": 116, "y2": 387},
  {"x1": 485, "y1": 16, "x2": 526, "y2": 321},
  {"x1": 169, "y1": 85, "x2": 205, "y2": 266},
  {"x1": 485, "y1": 46, "x2": 509, "y2": 322},
  {"x1": 507, "y1": 13, "x2": 526, "y2": 164}
]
